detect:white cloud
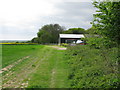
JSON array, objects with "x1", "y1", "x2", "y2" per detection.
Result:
[
  {"x1": 0, "y1": 0, "x2": 57, "y2": 26},
  {"x1": 0, "y1": 0, "x2": 96, "y2": 40},
  {"x1": 0, "y1": 0, "x2": 60, "y2": 40}
]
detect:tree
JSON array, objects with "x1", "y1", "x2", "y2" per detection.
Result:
[
  {"x1": 31, "y1": 37, "x2": 39, "y2": 43},
  {"x1": 62, "y1": 28, "x2": 86, "y2": 34},
  {"x1": 86, "y1": 26, "x2": 98, "y2": 34},
  {"x1": 37, "y1": 24, "x2": 64, "y2": 44},
  {"x1": 92, "y1": 0, "x2": 120, "y2": 46}
]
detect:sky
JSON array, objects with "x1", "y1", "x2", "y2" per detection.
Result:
[{"x1": 0, "y1": 0, "x2": 96, "y2": 40}]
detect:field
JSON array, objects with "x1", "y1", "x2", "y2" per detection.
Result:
[
  {"x1": 1, "y1": 45, "x2": 69, "y2": 88},
  {"x1": 1, "y1": 44, "x2": 119, "y2": 88}
]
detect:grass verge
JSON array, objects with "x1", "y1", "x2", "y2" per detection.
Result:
[{"x1": 66, "y1": 45, "x2": 119, "y2": 88}]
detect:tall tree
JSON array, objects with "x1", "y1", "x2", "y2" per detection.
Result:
[
  {"x1": 92, "y1": 0, "x2": 120, "y2": 46},
  {"x1": 62, "y1": 28, "x2": 86, "y2": 34},
  {"x1": 86, "y1": 26, "x2": 98, "y2": 34},
  {"x1": 37, "y1": 24, "x2": 64, "y2": 44},
  {"x1": 31, "y1": 37, "x2": 38, "y2": 43}
]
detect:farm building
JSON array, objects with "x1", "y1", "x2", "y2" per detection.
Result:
[{"x1": 58, "y1": 34, "x2": 85, "y2": 45}]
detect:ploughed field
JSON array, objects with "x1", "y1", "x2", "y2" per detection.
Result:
[{"x1": 1, "y1": 45, "x2": 69, "y2": 88}]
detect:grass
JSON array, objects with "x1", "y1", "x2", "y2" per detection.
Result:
[
  {"x1": 0, "y1": 45, "x2": 2, "y2": 69},
  {"x1": 0, "y1": 45, "x2": 2, "y2": 88},
  {"x1": 28, "y1": 49, "x2": 69, "y2": 88},
  {"x1": 66, "y1": 45, "x2": 119, "y2": 88},
  {"x1": 2, "y1": 45, "x2": 44, "y2": 68},
  {"x1": 2, "y1": 44, "x2": 119, "y2": 88},
  {"x1": 2, "y1": 45, "x2": 70, "y2": 88}
]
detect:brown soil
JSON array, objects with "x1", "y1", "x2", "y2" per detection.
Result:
[{"x1": 0, "y1": 56, "x2": 29, "y2": 74}]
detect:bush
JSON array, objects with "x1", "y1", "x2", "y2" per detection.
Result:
[
  {"x1": 66, "y1": 45, "x2": 119, "y2": 88},
  {"x1": 61, "y1": 43, "x2": 68, "y2": 47},
  {"x1": 86, "y1": 37, "x2": 118, "y2": 49}
]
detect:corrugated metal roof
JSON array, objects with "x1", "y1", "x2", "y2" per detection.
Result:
[{"x1": 59, "y1": 34, "x2": 84, "y2": 38}]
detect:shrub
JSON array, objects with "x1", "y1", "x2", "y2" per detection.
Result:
[
  {"x1": 61, "y1": 43, "x2": 68, "y2": 47},
  {"x1": 66, "y1": 45, "x2": 119, "y2": 88}
]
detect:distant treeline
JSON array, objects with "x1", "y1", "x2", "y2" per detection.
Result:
[
  {"x1": 1, "y1": 40, "x2": 29, "y2": 43},
  {"x1": 0, "y1": 43, "x2": 38, "y2": 45}
]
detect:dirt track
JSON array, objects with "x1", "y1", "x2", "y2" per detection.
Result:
[
  {"x1": 50, "y1": 46, "x2": 67, "y2": 50},
  {"x1": 2, "y1": 46, "x2": 69, "y2": 88},
  {"x1": 0, "y1": 56, "x2": 29, "y2": 74}
]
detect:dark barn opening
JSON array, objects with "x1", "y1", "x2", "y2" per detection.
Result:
[{"x1": 59, "y1": 34, "x2": 85, "y2": 45}]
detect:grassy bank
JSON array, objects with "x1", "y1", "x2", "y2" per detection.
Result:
[{"x1": 66, "y1": 45, "x2": 119, "y2": 88}]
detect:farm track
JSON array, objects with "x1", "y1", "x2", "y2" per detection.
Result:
[
  {"x1": 49, "y1": 46, "x2": 67, "y2": 50},
  {"x1": 0, "y1": 56, "x2": 30, "y2": 74},
  {"x1": 2, "y1": 47, "x2": 48, "y2": 88},
  {"x1": 2, "y1": 45, "x2": 69, "y2": 88},
  {"x1": 2, "y1": 57, "x2": 39, "y2": 88},
  {"x1": 50, "y1": 69, "x2": 56, "y2": 88}
]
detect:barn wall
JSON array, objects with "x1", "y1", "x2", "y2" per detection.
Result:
[{"x1": 61, "y1": 38, "x2": 81, "y2": 43}]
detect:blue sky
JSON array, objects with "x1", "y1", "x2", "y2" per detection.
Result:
[{"x1": 0, "y1": 0, "x2": 96, "y2": 40}]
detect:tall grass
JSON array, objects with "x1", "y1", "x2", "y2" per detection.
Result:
[{"x1": 66, "y1": 45, "x2": 119, "y2": 88}]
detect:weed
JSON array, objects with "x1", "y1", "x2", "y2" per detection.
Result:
[{"x1": 66, "y1": 45, "x2": 119, "y2": 88}]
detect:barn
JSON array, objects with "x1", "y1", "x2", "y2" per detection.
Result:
[{"x1": 58, "y1": 34, "x2": 85, "y2": 45}]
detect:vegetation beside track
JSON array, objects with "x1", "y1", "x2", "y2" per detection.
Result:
[
  {"x1": 66, "y1": 45, "x2": 119, "y2": 88},
  {"x1": 2, "y1": 44, "x2": 119, "y2": 88}
]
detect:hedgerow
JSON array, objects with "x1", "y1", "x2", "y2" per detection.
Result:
[{"x1": 66, "y1": 45, "x2": 119, "y2": 88}]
